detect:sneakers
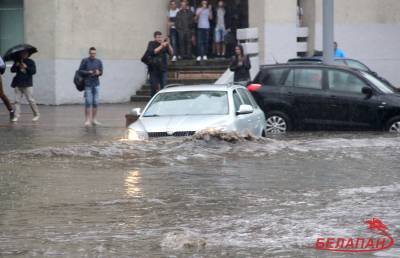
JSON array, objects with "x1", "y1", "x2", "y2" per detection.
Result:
[
  {"x1": 172, "y1": 56, "x2": 177, "y2": 62},
  {"x1": 11, "y1": 116, "x2": 18, "y2": 122},
  {"x1": 196, "y1": 56, "x2": 201, "y2": 62},
  {"x1": 9, "y1": 110, "x2": 15, "y2": 121},
  {"x1": 92, "y1": 120, "x2": 102, "y2": 126},
  {"x1": 84, "y1": 120, "x2": 92, "y2": 127},
  {"x1": 32, "y1": 115, "x2": 40, "y2": 122},
  {"x1": 203, "y1": 56, "x2": 208, "y2": 61}
]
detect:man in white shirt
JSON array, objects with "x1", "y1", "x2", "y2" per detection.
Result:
[
  {"x1": 214, "y1": 1, "x2": 226, "y2": 57},
  {"x1": 195, "y1": 0, "x2": 213, "y2": 61},
  {"x1": 0, "y1": 56, "x2": 15, "y2": 121},
  {"x1": 168, "y1": 0, "x2": 179, "y2": 62}
]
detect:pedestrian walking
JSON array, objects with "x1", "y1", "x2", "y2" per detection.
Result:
[
  {"x1": 168, "y1": 0, "x2": 180, "y2": 62},
  {"x1": 144, "y1": 31, "x2": 173, "y2": 97},
  {"x1": 79, "y1": 47, "x2": 103, "y2": 127},
  {"x1": 334, "y1": 42, "x2": 346, "y2": 58},
  {"x1": 176, "y1": 0, "x2": 194, "y2": 60},
  {"x1": 230, "y1": 45, "x2": 251, "y2": 83},
  {"x1": 10, "y1": 51, "x2": 39, "y2": 122},
  {"x1": 195, "y1": 0, "x2": 213, "y2": 61},
  {"x1": 0, "y1": 55, "x2": 15, "y2": 120}
]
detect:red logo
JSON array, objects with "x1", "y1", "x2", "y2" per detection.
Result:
[{"x1": 315, "y1": 218, "x2": 395, "y2": 253}]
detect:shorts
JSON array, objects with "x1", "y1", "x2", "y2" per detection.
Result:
[
  {"x1": 214, "y1": 26, "x2": 226, "y2": 43},
  {"x1": 84, "y1": 85, "x2": 99, "y2": 108}
]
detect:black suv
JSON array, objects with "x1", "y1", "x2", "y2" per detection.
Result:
[{"x1": 247, "y1": 64, "x2": 400, "y2": 133}]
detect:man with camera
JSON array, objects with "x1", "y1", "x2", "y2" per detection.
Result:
[{"x1": 145, "y1": 31, "x2": 173, "y2": 97}]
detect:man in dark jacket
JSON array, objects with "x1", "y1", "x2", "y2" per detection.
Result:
[
  {"x1": 0, "y1": 56, "x2": 15, "y2": 120},
  {"x1": 10, "y1": 51, "x2": 39, "y2": 122},
  {"x1": 79, "y1": 47, "x2": 103, "y2": 127},
  {"x1": 146, "y1": 31, "x2": 173, "y2": 97},
  {"x1": 176, "y1": 0, "x2": 194, "y2": 59}
]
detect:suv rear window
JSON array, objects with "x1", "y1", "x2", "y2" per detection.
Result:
[
  {"x1": 255, "y1": 68, "x2": 287, "y2": 86},
  {"x1": 284, "y1": 68, "x2": 323, "y2": 90}
]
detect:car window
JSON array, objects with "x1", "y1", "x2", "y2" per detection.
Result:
[
  {"x1": 328, "y1": 70, "x2": 368, "y2": 94},
  {"x1": 256, "y1": 68, "x2": 287, "y2": 86},
  {"x1": 345, "y1": 60, "x2": 369, "y2": 71},
  {"x1": 237, "y1": 88, "x2": 253, "y2": 106},
  {"x1": 284, "y1": 69, "x2": 323, "y2": 89},
  {"x1": 232, "y1": 90, "x2": 243, "y2": 112}
]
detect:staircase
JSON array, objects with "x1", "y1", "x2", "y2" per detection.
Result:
[{"x1": 130, "y1": 59, "x2": 230, "y2": 102}]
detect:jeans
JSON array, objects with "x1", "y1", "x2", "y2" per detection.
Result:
[
  {"x1": 214, "y1": 26, "x2": 226, "y2": 43},
  {"x1": 14, "y1": 86, "x2": 40, "y2": 117},
  {"x1": 178, "y1": 30, "x2": 192, "y2": 58},
  {"x1": 149, "y1": 71, "x2": 167, "y2": 97},
  {"x1": 197, "y1": 28, "x2": 209, "y2": 57},
  {"x1": 169, "y1": 28, "x2": 179, "y2": 57},
  {"x1": 84, "y1": 85, "x2": 99, "y2": 108},
  {"x1": 0, "y1": 75, "x2": 12, "y2": 111}
]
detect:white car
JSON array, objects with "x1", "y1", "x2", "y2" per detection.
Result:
[{"x1": 127, "y1": 84, "x2": 267, "y2": 140}]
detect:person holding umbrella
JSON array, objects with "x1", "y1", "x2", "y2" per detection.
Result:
[
  {"x1": 10, "y1": 50, "x2": 40, "y2": 122},
  {"x1": 0, "y1": 55, "x2": 15, "y2": 121}
]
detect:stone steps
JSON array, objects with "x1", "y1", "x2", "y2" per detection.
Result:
[{"x1": 131, "y1": 58, "x2": 230, "y2": 103}]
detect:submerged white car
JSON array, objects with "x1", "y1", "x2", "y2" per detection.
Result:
[{"x1": 127, "y1": 84, "x2": 267, "y2": 140}]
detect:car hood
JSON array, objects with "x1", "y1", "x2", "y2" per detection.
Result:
[{"x1": 130, "y1": 115, "x2": 233, "y2": 133}]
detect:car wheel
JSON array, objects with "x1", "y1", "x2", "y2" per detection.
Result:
[
  {"x1": 386, "y1": 116, "x2": 400, "y2": 133},
  {"x1": 265, "y1": 111, "x2": 292, "y2": 134}
]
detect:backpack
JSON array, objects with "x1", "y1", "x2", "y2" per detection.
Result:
[
  {"x1": 141, "y1": 47, "x2": 163, "y2": 70},
  {"x1": 74, "y1": 70, "x2": 85, "y2": 91}
]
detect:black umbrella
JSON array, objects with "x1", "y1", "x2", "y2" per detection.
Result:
[{"x1": 3, "y1": 44, "x2": 38, "y2": 62}]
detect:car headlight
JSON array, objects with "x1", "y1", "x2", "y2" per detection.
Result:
[{"x1": 127, "y1": 128, "x2": 149, "y2": 141}]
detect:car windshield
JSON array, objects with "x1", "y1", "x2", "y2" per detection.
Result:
[
  {"x1": 361, "y1": 72, "x2": 394, "y2": 94},
  {"x1": 143, "y1": 91, "x2": 229, "y2": 117}
]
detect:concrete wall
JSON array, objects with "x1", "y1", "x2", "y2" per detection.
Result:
[
  {"x1": 314, "y1": 0, "x2": 400, "y2": 86},
  {"x1": 250, "y1": 0, "x2": 298, "y2": 64},
  {"x1": 3, "y1": 0, "x2": 168, "y2": 105}
]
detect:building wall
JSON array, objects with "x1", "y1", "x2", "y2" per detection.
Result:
[
  {"x1": 3, "y1": 0, "x2": 168, "y2": 105},
  {"x1": 314, "y1": 0, "x2": 400, "y2": 86},
  {"x1": 249, "y1": 0, "x2": 297, "y2": 64}
]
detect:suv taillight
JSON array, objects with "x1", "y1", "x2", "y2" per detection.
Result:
[{"x1": 247, "y1": 83, "x2": 262, "y2": 92}]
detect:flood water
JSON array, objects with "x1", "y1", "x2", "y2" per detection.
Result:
[{"x1": 0, "y1": 105, "x2": 399, "y2": 257}]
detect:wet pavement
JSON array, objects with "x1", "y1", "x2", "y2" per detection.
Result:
[{"x1": 0, "y1": 104, "x2": 399, "y2": 257}]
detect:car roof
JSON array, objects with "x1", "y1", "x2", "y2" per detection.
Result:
[
  {"x1": 260, "y1": 62, "x2": 361, "y2": 73},
  {"x1": 158, "y1": 84, "x2": 245, "y2": 93}
]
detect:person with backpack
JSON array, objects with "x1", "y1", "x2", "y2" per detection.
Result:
[
  {"x1": 79, "y1": 47, "x2": 103, "y2": 127},
  {"x1": 0, "y1": 56, "x2": 15, "y2": 121},
  {"x1": 143, "y1": 31, "x2": 173, "y2": 97}
]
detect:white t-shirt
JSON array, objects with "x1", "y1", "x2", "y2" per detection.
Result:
[
  {"x1": 168, "y1": 8, "x2": 180, "y2": 29},
  {"x1": 196, "y1": 7, "x2": 210, "y2": 29},
  {"x1": 216, "y1": 8, "x2": 225, "y2": 29}
]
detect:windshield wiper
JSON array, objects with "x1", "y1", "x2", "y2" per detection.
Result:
[{"x1": 143, "y1": 114, "x2": 160, "y2": 117}]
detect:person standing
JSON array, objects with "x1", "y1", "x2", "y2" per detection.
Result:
[
  {"x1": 334, "y1": 42, "x2": 346, "y2": 58},
  {"x1": 0, "y1": 56, "x2": 15, "y2": 120},
  {"x1": 10, "y1": 51, "x2": 39, "y2": 122},
  {"x1": 230, "y1": 45, "x2": 251, "y2": 83},
  {"x1": 145, "y1": 31, "x2": 173, "y2": 97},
  {"x1": 195, "y1": 0, "x2": 213, "y2": 61},
  {"x1": 214, "y1": 1, "x2": 227, "y2": 57},
  {"x1": 79, "y1": 47, "x2": 103, "y2": 127},
  {"x1": 176, "y1": 0, "x2": 194, "y2": 60},
  {"x1": 168, "y1": 0, "x2": 180, "y2": 62}
]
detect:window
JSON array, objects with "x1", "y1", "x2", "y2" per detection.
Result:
[
  {"x1": 284, "y1": 68, "x2": 323, "y2": 89},
  {"x1": 257, "y1": 68, "x2": 287, "y2": 86},
  {"x1": 237, "y1": 88, "x2": 253, "y2": 106},
  {"x1": 0, "y1": 0, "x2": 24, "y2": 55},
  {"x1": 345, "y1": 60, "x2": 369, "y2": 72},
  {"x1": 232, "y1": 90, "x2": 243, "y2": 112},
  {"x1": 328, "y1": 70, "x2": 368, "y2": 94}
]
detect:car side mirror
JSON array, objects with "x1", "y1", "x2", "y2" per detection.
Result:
[
  {"x1": 237, "y1": 104, "x2": 254, "y2": 115},
  {"x1": 362, "y1": 87, "x2": 373, "y2": 97},
  {"x1": 131, "y1": 108, "x2": 141, "y2": 116}
]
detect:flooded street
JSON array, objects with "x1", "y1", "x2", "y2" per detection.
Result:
[{"x1": 0, "y1": 105, "x2": 399, "y2": 257}]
